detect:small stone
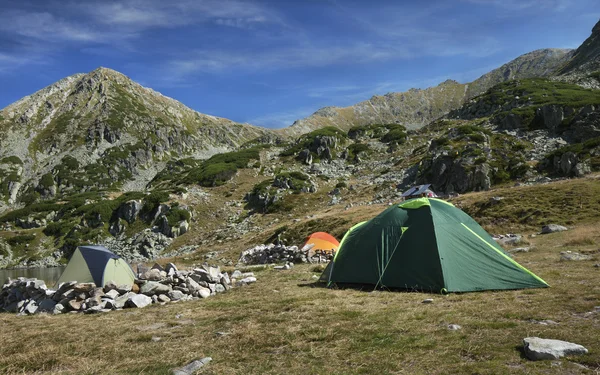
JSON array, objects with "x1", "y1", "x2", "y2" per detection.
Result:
[
  {"x1": 541, "y1": 224, "x2": 568, "y2": 234},
  {"x1": 523, "y1": 337, "x2": 588, "y2": 360},
  {"x1": 231, "y1": 270, "x2": 242, "y2": 278},
  {"x1": 509, "y1": 247, "x2": 530, "y2": 253},
  {"x1": 158, "y1": 294, "x2": 171, "y2": 303},
  {"x1": 171, "y1": 357, "x2": 212, "y2": 375},
  {"x1": 447, "y1": 324, "x2": 462, "y2": 330},
  {"x1": 560, "y1": 252, "x2": 593, "y2": 261},
  {"x1": 422, "y1": 299, "x2": 434, "y2": 304},
  {"x1": 151, "y1": 336, "x2": 162, "y2": 342}
]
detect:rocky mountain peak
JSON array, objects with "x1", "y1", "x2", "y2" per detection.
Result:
[{"x1": 557, "y1": 19, "x2": 600, "y2": 75}]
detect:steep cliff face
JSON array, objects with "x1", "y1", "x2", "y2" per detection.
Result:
[
  {"x1": 0, "y1": 68, "x2": 270, "y2": 204},
  {"x1": 558, "y1": 20, "x2": 600, "y2": 76}
]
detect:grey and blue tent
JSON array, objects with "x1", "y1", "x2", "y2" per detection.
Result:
[{"x1": 56, "y1": 245, "x2": 135, "y2": 287}]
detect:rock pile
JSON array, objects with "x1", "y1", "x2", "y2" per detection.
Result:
[
  {"x1": 238, "y1": 243, "x2": 333, "y2": 265},
  {"x1": 0, "y1": 263, "x2": 257, "y2": 315},
  {"x1": 238, "y1": 244, "x2": 308, "y2": 264}
]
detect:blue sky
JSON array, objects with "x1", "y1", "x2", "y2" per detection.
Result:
[{"x1": 0, "y1": 0, "x2": 598, "y2": 128}]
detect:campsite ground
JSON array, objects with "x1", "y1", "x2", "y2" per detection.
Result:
[{"x1": 0, "y1": 222, "x2": 599, "y2": 374}]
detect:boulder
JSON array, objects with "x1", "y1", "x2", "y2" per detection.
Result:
[
  {"x1": 38, "y1": 299, "x2": 57, "y2": 313},
  {"x1": 523, "y1": 337, "x2": 588, "y2": 360},
  {"x1": 140, "y1": 281, "x2": 172, "y2": 295},
  {"x1": 73, "y1": 283, "x2": 95, "y2": 293},
  {"x1": 103, "y1": 281, "x2": 118, "y2": 293},
  {"x1": 541, "y1": 224, "x2": 567, "y2": 234},
  {"x1": 168, "y1": 290, "x2": 185, "y2": 301},
  {"x1": 117, "y1": 200, "x2": 143, "y2": 224},
  {"x1": 165, "y1": 263, "x2": 178, "y2": 276},
  {"x1": 142, "y1": 268, "x2": 163, "y2": 281},
  {"x1": 198, "y1": 287, "x2": 211, "y2": 299},
  {"x1": 116, "y1": 284, "x2": 132, "y2": 294},
  {"x1": 68, "y1": 299, "x2": 83, "y2": 311},
  {"x1": 157, "y1": 294, "x2": 171, "y2": 303},
  {"x1": 104, "y1": 289, "x2": 120, "y2": 300},
  {"x1": 127, "y1": 294, "x2": 153, "y2": 308},
  {"x1": 53, "y1": 303, "x2": 65, "y2": 315}
]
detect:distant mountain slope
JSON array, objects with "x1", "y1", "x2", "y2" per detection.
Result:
[
  {"x1": 558, "y1": 19, "x2": 600, "y2": 75},
  {"x1": 280, "y1": 79, "x2": 469, "y2": 137},
  {"x1": 0, "y1": 67, "x2": 270, "y2": 204},
  {"x1": 282, "y1": 48, "x2": 573, "y2": 137},
  {"x1": 467, "y1": 48, "x2": 573, "y2": 98}
]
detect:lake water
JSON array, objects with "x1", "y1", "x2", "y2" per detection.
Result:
[{"x1": 0, "y1": 267, "x2": 66, "y2": 287}]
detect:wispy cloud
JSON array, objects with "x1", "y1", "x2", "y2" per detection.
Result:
[
  {"x1": 463, "y1": 0, "x2": 571, "y2": 11},
  {"x1": 165, "y1": 43, "x2": 412, "y2": 78},
  {"x1": 81, "y1": 0, "x2": 283, "y2": 31},
  {"x1": 0, "y1": 11, "x2": 107, "y2": 43},
  {"x1": 247, "y1": 107, "x2": 317, "y2": 128}
]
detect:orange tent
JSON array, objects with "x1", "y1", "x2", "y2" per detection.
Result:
[{"x1": 303, "y1": 232, "x2": 340, "y2": 254}]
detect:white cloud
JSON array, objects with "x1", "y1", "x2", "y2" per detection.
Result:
[{"x1": 0, "y1": 11, "x2": 106, "y2": 42}]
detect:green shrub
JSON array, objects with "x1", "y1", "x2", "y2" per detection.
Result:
[
  {"x1": 335, "y1": 181, "x2": 347, "y2": 188},
  {"x1": 7, "y1": 234, "x2": 36, "y2": 246},
  {"x1": 39, "y1": 173, "x2": 55, "y2": 188},
  {"x1": 381, "y1": 129, "x2": 407, "y2": 144},
  {"x1": 347, "y1": 143, "x2": 371, "y2": 159},
  {"x1": 166, "y1": 208, "x2": 191, "y2": 226},
  {"x1": 434, "y1": 137, "x2": 449, "y2": 147},
  {"x1": 1, "y1": 156, "x2": 22, "y2": 165},
  {"x1": 43, "y1": 222, "x2": 72, "y2": 237},
  {"x1": 469, "y1": 133, "x2": 486, "y2": 142},
  {"x1": 19, "y1": 192, "x2": 40, "y2": 206}
]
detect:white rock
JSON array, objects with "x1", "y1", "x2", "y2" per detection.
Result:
[
  {"x1": 523, "y1": 337, "x2": 588, "y2": 360},
  {"x1": 422, "y1": 298, "x2": 434, "y2": 304},
  {"x1": 105, "y1": 289, "x2": 120, "y2": 299},
  {"x1": 127, "y1": 294, "x2": 153, "y2": 308},
  {"x1": 171, "y1": 357, "x2": 212, "y2": 375}
]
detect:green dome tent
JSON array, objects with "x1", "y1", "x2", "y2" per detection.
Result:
[
  {"x1": 56, "y1": 245, "x2": 135, "y2": 287},
  {"x1": 322, "y1": 198, "x2": 548, "y2": 293}
]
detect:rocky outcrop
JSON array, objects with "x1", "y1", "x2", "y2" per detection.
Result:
[
  {"x1": 552, "y1": 152, "x2": 591, "y2": 177},
  {"x1": 419, "y1": 156, "x2": 491, "y2": 194},
  {"x1": 557, "y1": 20, "x2": 600, "y2": 76}
]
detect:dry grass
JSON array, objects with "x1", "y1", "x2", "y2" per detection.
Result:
[{"x1": 1, "y1": 225, "x2": 600, "y2": 374}]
